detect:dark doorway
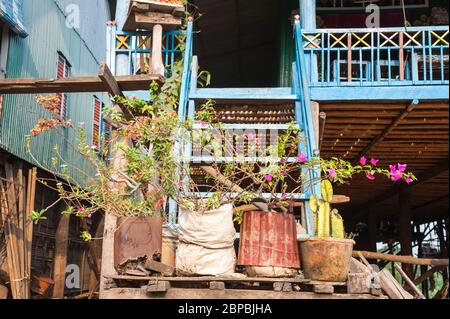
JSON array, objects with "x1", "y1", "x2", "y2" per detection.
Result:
[{"x1": 190, "y1": 0, "x2": 283, "y2": 88}]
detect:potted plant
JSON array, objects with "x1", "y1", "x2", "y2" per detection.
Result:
[{"x1": 298, "y1": 156, "x2": 416, "y2": 282}]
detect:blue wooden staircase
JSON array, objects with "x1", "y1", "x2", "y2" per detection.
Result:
[{"x1": 174, "y1": 20, "x2": 321, "y2": 238}]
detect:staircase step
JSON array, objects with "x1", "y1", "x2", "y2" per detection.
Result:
[
  {"x1": 185, "y1": 192, "x2": 310, "y2": 200},
  {"x1": 190, "y1": 87, "x2": 296, "y2": 101},
  {"x1": 192, "y1": 123, "x2": 300, "y2": 130},
  {"x1": 190, "y1": 156, "x2": 299, "y2": 163}
]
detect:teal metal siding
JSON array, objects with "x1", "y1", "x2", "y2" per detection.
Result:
[
  {"x1": 0, "y1": 0, "x2": 108, "y2": 184},
  {"x1": 0, "y1": 0, "x2": 28, "y2": 37}
]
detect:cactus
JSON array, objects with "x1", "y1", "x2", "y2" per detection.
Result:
[{"x1": 309, "y1": 180, "x2": 345, "y2": 239}]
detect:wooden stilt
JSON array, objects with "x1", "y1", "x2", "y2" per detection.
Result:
[
  {"x1": 52, "y1": 214, "x2": 70, "y2": 298},
  {"x1": 367, "y1": 209, "x2": 377, "y2": 253},
  {"x1": 399, "y1": 186, "x2": 413, "y2": 277}
]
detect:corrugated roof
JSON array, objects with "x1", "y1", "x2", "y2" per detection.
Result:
[{"x1": 0, "y1": 0, "x2": 28, "y2": 37}]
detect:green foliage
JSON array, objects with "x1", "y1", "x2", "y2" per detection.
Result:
[{"x1": 30, "y1": 209, "x2": 48, "y2": 224}]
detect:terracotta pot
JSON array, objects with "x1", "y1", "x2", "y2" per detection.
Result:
[
  {"x1": 238, "y1": 211, "x2": 300, "y2": 270},
  {"x1": 299, "y1": 237, "x2": 355, "y2": 282},
  {"x1": 114, "y1": 216, "x2": 163, "y2": 267}
]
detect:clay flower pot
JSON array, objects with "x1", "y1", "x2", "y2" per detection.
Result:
[{"x1": 299, "y1": 237, "x2": 355, "y2": 282}]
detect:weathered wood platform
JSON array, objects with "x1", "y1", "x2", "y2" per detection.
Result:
[{"x1": 101, "y1": 275, "x2": 387, "y2": 299}]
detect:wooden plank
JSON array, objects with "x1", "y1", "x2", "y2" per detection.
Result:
[
  {"x1": 124, "y1": 11, "x2": 182, "y2": 31},
  {"x1": 394, "y1": 263, "x2": 426, "y2": 299},
  {"x1": 25, "y1": 167, "x2": 36, "y2": 285},
  {"x1": 108, "y1": 275, "x2": 310, "y2": 284},
  {"x1": 353, "y1": 250, "x2": 449, "y2": 266},
  {"x1": 0, "y1": 74, "x2": 165, "y2": 94},
  {"x1": 144, "y1": 259, "x2": 175, "y2": 277},
  {"x1": 98, "y1": 63, "x2": 124, "y2": 97},
  {"x1": 347, "y1": 273, "x2": 371, "y2": 294},
  {"x1": 146, "y1": 280, "x2": 171, "y2": 293},
  {"x1": 379, "y1": 269, "x2": 413, "y2": 299},
  {"x1": 209, "y1": 281, "x2": 225, "y2": 291},
  {"x1": 313, "y1": 284, "x2": 334, "y2": 294},
  {"x1": 0, "y1": 284, "x2": 7, "y2": 299},
  {"x1": 102, "y1": 287, "x2": 388, "y2": 299},
  {"x1": 52, "y1": 215, "x2": 70, "y2": 299}
]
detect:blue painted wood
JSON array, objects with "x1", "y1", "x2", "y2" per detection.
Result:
[
  {"x1": 190, "y1": 87, "x2": 296, "y2": 101},
  {"x1": 310, "y1": 85, "x2": 449, "y2": 101},
  {"x1": 178, "y1": 20, "x2": 194, "y2": 121},
  {"x1": 301, "y1": 26, "x2": 449, "y2": 88}
]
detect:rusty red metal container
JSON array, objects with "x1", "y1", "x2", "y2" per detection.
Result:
[
  {"x1": 114, "y1": 216, "x2": 163, "y2": 267},
  {"x1": 238, "y1": 211, "x2": 300, "y2": 268}
]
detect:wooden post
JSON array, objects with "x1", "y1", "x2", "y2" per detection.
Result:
[
  {"x1": 99, "y1": 117, "x2": 128, "y2": 298},
  {"x1": 367, "y1": 209, "x2": 378, "y2": 253},
  {"x1": 347, "y1": 34, "x2": 352, "y2": 82},
  {"x1": 151, "y1": 24, "x2": 165, "y2": 77},
  {"x1": 311, "y1": 101, "x2": 320, "y2": 149},
  {"x1": 399, "y1": 32, "x2": 405, "y2": 81},
  {"x1": 52, "y1": 215, "x2": 70, "y2": 298},
  {"x1": 399, "y1": 186, "x2": 413, "y2": 276}
]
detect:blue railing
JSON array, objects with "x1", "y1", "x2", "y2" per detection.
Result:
[
  {"x1": 301, "y1": 26, "x2": 449, "y2": 87},
  {"x1": 294, "y1": 18, "x2": 321, "y2": 237},
  {"x1": 114, "y1": 29, "x2": 183, "y2": 76},
  {"x1": 178, "y1": 20, "x2": 194, "y2": 121}
]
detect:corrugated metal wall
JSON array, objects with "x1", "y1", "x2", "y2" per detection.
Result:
[{"x1": 0, "y1": 0, "x2": 109, "y2": 184}]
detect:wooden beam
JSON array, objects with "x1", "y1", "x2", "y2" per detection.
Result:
[
  {"x1": 124, "y1": 11, "x2": 182, "y2": 31},
  {"x1": 354, "y1": 99, "x2": 419, "y2": 161},
  {"x1": 0, "y1": 74, "x2": 165, "y2": 94},
  {"x1": 101, "y1": 287, "x2": 387, "y2": 299},
  {"x1": 52, "y1": 215, "x2": 70, "y2": 299},
  {"x1": 353, "y1": 250, "x2": 449, "y2": 266},
  {"x1": 394, "y1": 263, "x2": 426, "y2": 299},
  {"x1": 98, "y1": 63, "x2": 124, "y2": 97},
  {"x1": 353, "y1": 159, "x2": 449, "y2": 218}
]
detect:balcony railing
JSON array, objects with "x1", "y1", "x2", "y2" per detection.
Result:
[
  {"x1": 300, "y1": 26, "x2": 449, "y2": 87},
  {"x1": 112, "y1": 29, "x2": 183, "y2": 76}
]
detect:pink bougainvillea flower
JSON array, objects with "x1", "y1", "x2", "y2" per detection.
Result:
[
  {"x1": 77, "y1": 207, "x2": 85, "y2": 212},
  {"x1": 281, "y1": 194, "x2": 288, "y2": 201},
  {"x1": 389, "y1": 165, "x2": 397, "y2": 175},
  {"x1": 370, "y1": 158, "x2": 379, "y2": 166},
  {"x1": 405, "y1": 177, "x2": 414, "y2": 184},
  {"x1": 391, "y1": 172, "x2": 403, "y2": 182},
  {"x1": 265, "y1": 174, "x2": 273, "y2": 182},
  {"x1": 87, "y1": 213, "x2": 92, "y2": 219},
  {"x1": 327, "y1": 168, "x2": 337, "y2": 179},
  {"x1": 366, "y1": 173, "x2": 376, "y2": 181},
  {"x1": 398, "y1": 163, "x2": 407, "y2": 172},
  {"x1": 244, "y1": 133, "x2": 255, "y2": 140},
  {"x1": 297, "y1": 153, "x2": 307, "y2": 163},
  {"x1": 255, "y1": 138, "x2": 261, "y2": 146},
  {"x1": 359, "y1": 156, "x2": 367, "y2": 166},
  {"x1": 280, "y1": 169, "x2": 287, "y2": 176},
  {"x1": 145, "y1": 191, "x2": 152, "y2": 198}
]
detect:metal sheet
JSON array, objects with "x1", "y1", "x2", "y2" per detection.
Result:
[
  {"x1": 238, "y1": 211, "x2": 300, "y2": 269},
  {"x1": 114, "y1": 216, "x2": 163, "y2": 267}
]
